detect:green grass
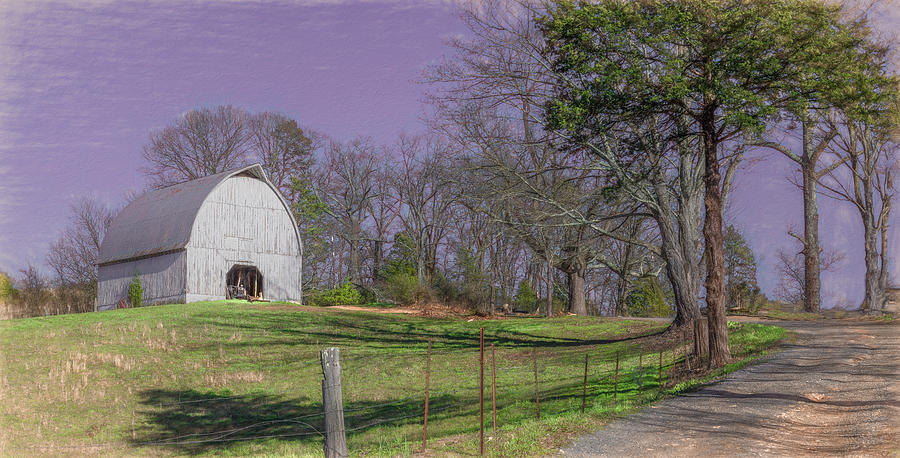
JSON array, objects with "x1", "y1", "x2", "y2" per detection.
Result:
[{"x1": 0, "y1": 302, "x2": 784, "y2": 456}]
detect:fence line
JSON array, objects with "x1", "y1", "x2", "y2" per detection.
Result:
[{"x1": 24, "y1": 321, "x2": 699, "y2": 455}]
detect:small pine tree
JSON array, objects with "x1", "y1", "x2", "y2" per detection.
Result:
[
  {"x1": 625, "y1": 277, "x2": 671, "y2": 317},
  {"x1": 513, "y1": 280, "x2": 538, "y2": 313},
  {"x1": 128, "y1": 273, "x2": 143, "y2": 308}
]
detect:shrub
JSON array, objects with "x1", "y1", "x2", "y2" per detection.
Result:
[
  {"x1": 311, "y1": 280, "x2": 363, "y2": 307},
  {"x1": 382, "y1": 271, "x2": 420, "y2": 306},
  {"x1": 625, "y1": 277, "x2": 671, "y2": 317},
  {"x1": 377, "y1": 258, "x2": 421, "y2": 306},
  {"x1": 460, "y1": 283, "x2": 490, "y2": 315},
  {"x1": 0, "y1": 272, "x2": 15, "y2": 301},
  {"x1": 430, "y1": 270, "x2": 458, "y2": 302},
  {"x1": 128, "y1": 273, "x2": 143, "y2": 308},
  {"x1": 513, "y1": 280, "x2": 538, "y2": 313}
]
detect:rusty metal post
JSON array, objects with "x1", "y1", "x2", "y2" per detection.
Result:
[
  {"x1": 480, "y1": 328, "x2": 485, "y2": 456},
  {"x1": 491, "y1": 343, "x2": 497, "y2": 433},
  {"x1": 672, "y1": 343, "x2": 677, "y2": 383},
  {"x1": 613, "y1": 350, "x2": 620, "y2": 405},
  {"x1": 533, "y1": 348, "x2": 540, "y2": 420},
  {"x1": 581, "y1": 353, "x2": 588, "y2": 414},
  {"x1": 423, "y1": 339, "x2": 430, "y2": 451},
  {"x1": 658, "y1": 350, "x2": 663, "y2": 388},
  {"x1": 638, "y1": 347, "x2": 644, "y2": 404},
  {"x1": 684, "y1": 329, "x2": 692, "y2": 371}
]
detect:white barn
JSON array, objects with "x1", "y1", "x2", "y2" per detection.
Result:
[{"x1": 97, "y1": 164, "x2": 302, "y2": 310}]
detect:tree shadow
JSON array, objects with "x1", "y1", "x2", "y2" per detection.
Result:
[
  {"x1": 131, "y1": 388, "x2": 466, "y2": 455},
  {"x1": 188, "y1": 309, "x2": 666, "y2": 358}
]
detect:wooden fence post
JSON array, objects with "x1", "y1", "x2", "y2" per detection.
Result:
[
  {"x1": 321, "y1": 347, "x2": 347, "y2": 458},
  {"x1": 423, "y1": 340, "x2": 430, "y2": 452}
]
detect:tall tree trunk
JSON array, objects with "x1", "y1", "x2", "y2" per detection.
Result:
[
  {"x1": 416, "y1": 239, "x2": 427, "y2": 286},
  {"x1": 349, "y1": 244, "x2": 360, "y2": 284},
  {"x1": 650, "y1": 151, "x2": 702, "y2": 329},
  {"x1": 878, "y1": 191, "x2": 891, "y2": 304},
  {"x1": 348, "y1": 219, "x2": 362, "y2": 284},
  {"x1": 372, "y1": 239, "x2": 383, "y2": 280},
  {"x1": 660, "y1": 249, "x2": 699, "y2": 326},
  {"x1": 654, "y1": 203, "x2": 700, "y2": 327},
  {"x1": 862, "y1": 221, "x2": 884, "y2": 312},
  {"x1": 801, "y1": 162, "x2": 822, "y2": 312},
  {"x1": 701, "y1": 114, "x2": 732, "y2": 368},
  {"x1": 560, "y1": 251, "x2": 588, "y2": 316},
  {"x1": 545, "y1": 258, "x2": 553, "y2": 317},
  {"x1": 615, "y1": 238, "x2": 635, "y2": 316},
  {"x1": 614, "y1": 273, "x2": 629, "y2": 316},
  {"x1": 565, "y1": 267, "x2": 588, "y2": 316}
]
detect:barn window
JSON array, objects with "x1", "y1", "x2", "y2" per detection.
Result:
[{"x1": 226, "y1": 265, "x2": 264, "y2": 300}]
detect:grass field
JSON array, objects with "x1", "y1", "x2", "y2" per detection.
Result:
[{"x1": 0, "y1": 302, "x2": 785, "y2": 456}]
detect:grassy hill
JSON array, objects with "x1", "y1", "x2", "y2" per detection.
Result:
[{"x1": 0, "y1": 301, "x2": 784, "y2": 456}]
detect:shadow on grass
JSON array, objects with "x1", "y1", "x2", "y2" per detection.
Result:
[
  {"x1": 187, "y1": 309, "x2": 667, "y2": 358},
  {"x1": 131, "y1": 388, "x2": 465, "y2": 454}
]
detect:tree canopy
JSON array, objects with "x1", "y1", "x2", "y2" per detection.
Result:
[{"x1": 540, "y1": 0, "x2": 882, "y2": 367}]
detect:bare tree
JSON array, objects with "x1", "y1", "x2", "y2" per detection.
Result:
[
  {"x1": 393, "y1": 134, "x2": 457, "y2": 286},
  {"x1": 368, "y1": 160, "x2": 401, "y2": 279},
  {"x1": 143, "y1": 105, "x2": 253, "y2": 187},
  {"x1": 427, "y1": 0, "x2": 658, "y2": 316},
  {"x1": 17, "y1": 265, "x2": 49, "y2": 316},
  {"x1": 820, "y1": 115, "x2": 898, "y2": 312},
  {"x1": 320, "y1": 138, "x2": 380, "y2": 284},
  {"x1": 748, "y1": 116, "x2": 844, "y2": 313},
  {"x1": 46, "y1": 197, "x2": 115, "y2": 296},
  {"x1": 776, "y1": 226, "x2": 845, "y2": 306},
  {"x1": 249, "y1": 112, "x2": 319, "y2": 198}
]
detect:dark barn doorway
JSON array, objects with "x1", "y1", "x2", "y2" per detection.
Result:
[{"x1": 226, "y1": 265, "x2": 264, "y2": 300}]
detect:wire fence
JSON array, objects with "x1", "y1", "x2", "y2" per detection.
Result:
[{"x1": 24, "y1": 322, "x2": 705, "y2": 456}]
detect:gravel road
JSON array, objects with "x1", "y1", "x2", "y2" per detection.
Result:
[{"x1": 561, "y1": 319, "x2": 899, "y2": 457}]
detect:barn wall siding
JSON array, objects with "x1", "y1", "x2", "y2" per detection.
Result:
[
  {"x1": 97, "y1": 251, "x2": 187, "y2": 310},
  {"x1": 186, "y1": 176, "x2": 302, "y2": 302},
  {"x1": 186, "y1": 248, "x2": 301, "y2": 301}
]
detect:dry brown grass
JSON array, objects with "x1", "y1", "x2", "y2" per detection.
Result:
[
  {"x1": 95, "y1": 353, "x2": 136, "y2": 372},
  {"x1": 202, "y1": 370, "x2": 266, "y2": 387}
]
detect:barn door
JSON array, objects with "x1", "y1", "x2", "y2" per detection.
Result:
[{"x1": 226, "y1": 265, "x2": 264, "y2": 299}]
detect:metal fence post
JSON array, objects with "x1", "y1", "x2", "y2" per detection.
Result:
[
  {"x1": 534, "y1": 348, "x2": 541, "y2": 420},
  {"x1": 613, "y1": 350, "x2": 620, "y2": 406},
  {"x1": 638, "y1": 347, "x2": 643, "y2": 404},
  {"x1": 480, "y1": 328, "x2": 485, "y2": 456},
  {"x1": 581, "y1": 353, "x2": 588, "y2": 414},
  {"x1": 491, "y1": 343, "x2": 497, "y2": 433},
  {"x1": 423, "y1": 339, "x2": 430, "y2": 452}
]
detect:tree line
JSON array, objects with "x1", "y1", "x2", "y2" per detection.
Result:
[{"x1": 2, "y1": 0, "x2": 896, "y2": 370}]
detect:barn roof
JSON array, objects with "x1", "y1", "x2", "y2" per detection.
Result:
[{"x1": 98, "y1": 164, "x2": 277, "y2": 265}]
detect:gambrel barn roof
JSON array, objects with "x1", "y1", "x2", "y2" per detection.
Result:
[{"x1": 98, "y1": 164, "x2": 299, "y2": 265}]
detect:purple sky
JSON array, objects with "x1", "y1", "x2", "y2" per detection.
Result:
[{"x1": 1, "y1": 0, "x2": 897, "y2": 308}]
